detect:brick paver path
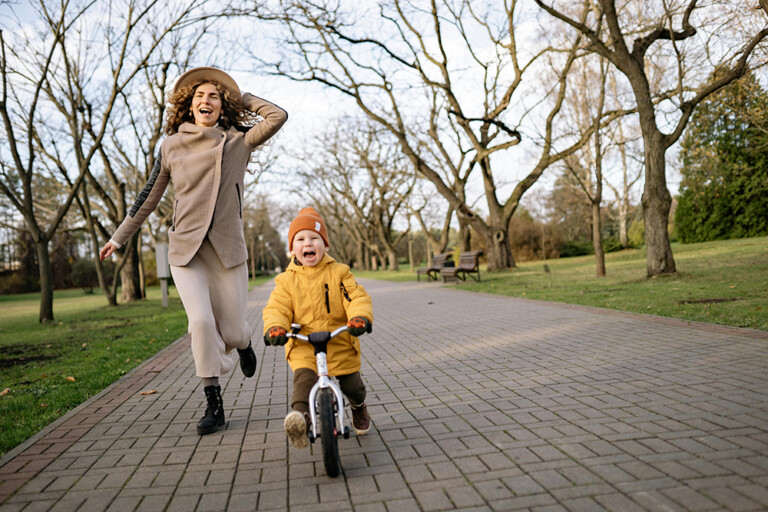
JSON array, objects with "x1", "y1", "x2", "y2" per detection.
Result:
[{"x1": 1, "y1": 279, "x2": 767, "y2": 511}]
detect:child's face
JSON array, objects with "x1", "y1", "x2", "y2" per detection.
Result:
[{"x1": 292, "y1": 229, "x2": 328, "y2": 267}]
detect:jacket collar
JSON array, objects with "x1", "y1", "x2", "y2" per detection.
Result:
[{"x1": 178, "y1": 122, "x2": 235, "y2": 135}]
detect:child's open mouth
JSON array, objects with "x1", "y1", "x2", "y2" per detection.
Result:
[{"x1": 303, "y1": 250, "x2": 316, "y2": 258}]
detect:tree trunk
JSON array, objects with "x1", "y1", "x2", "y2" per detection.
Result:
[
  {"x1": 35, "y1": 238, "x2": 55, "y2": 322},
  {"x1": 250, "y1": 238, "x2": 256, "y2": 278},
  {"x1": 641, "y1": 132, "x2": 676, "y2": 277},
  {"x1": 408, "y1": 233, "x2": 414, "y2": 272},
  {"x1": 619, "y1": 195, "x2": 629, "y2": 249},
  {"x1": 484, "y1": 227, "x2": 515, "y2": 271},
  {"x1": 138, "y1": 248, "x2": 146, "y2": 298},
  {"x1": 356, "y1": 241, "x2": 366, "y2": 270},
  {"x1": 458, "y1": 220, "x2": 471, "y2": 252},
  {"x1": 120, "y1": 232, "x2": 145, "y2": 302},
  {"x1": 592, "y1": 203, "x2": 606, "y2": 277},
  {"x1": 387, "y1": 249, "x2": 398, "y2": 271}
]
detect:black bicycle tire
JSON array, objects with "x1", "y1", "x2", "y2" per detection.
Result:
[{"x1": 318, "y1": 388, "x2": 341, "y2": 477}]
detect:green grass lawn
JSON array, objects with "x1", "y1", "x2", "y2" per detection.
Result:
[
  {"x1": 355, "y1": 236, "x2": 768, "y2": 331},
  {"x1": 0, "y1": 275, "x2": 275, "y2": 458},
  {"x1": 0, "y1": 287, "x2": 187, "y2": 457}
]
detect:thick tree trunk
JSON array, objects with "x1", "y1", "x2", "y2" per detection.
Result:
[
  {"x1": 458, "y1": 220, "x2": 471, "y2": 252},
  {"x1": 120, "y1": 232, "x2": 145, "y2": 302},
  {"x1": 484, "y1": 227, "x2": 515, "y2": 271},
  {"x1": 36, "y1": 238, "x2": 55, "y2": 323},
  {"x1": 642, "y1": 133, "x2": 677, "y2": 277},
  {"x1": 592, "y1": 203, "x2": 606, "y2": 277}
]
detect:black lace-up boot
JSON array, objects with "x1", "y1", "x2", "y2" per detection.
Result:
[{"x1": 197, "y1": 385, "x2": 225, "y2": 435}]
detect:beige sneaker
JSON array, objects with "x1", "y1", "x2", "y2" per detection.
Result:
[
  {"x1": 351, "y1": 403, "x2": 371, "y2": 435},
  {"x1": 284, "y1": 411, "x2": 309, "y2": 449}
]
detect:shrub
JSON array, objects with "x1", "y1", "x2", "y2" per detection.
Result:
[
  {"x1": 557, "y1": 240, "x2": 593, "y2": 258},
  {"x1": 69, "y1": 259, "x2": 98, "y2": 294},
  {"x1": 628, "y1": 219, "x2": 645, "y2": 247}
]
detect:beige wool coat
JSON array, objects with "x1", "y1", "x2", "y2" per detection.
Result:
[{"x1": 111, "y1": 93, "x2": 288, "y2": 268}]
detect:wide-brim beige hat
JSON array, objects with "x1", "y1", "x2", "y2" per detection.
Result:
[{"x1": 173, "y1": 67, "x2": 241, "y2": 99}]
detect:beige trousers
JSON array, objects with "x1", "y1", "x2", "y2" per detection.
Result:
[{"x1": 171, "y1": 238, "x2": 251, "y2": 378}]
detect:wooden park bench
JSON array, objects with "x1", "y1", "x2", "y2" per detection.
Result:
[
  {"x1": 440, "y1": 250, "x2": 483, "y2": 283},
  {"x1": 416, "y1": 253, "x2": 452, "y2": 281}
]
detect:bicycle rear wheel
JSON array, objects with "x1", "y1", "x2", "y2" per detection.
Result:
[{"x1": 318, "y1": 388, "x2": 340, "y2": 477}]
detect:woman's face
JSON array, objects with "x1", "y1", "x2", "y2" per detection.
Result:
[{"x1": 191, "y1": 82, "x2": 222, "y2": 127}]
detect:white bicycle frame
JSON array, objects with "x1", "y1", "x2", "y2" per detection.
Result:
[{"x1": 288, "y1": 324, "x2": 348, "y2": 441}]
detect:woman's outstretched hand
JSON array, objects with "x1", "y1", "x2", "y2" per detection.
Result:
[{"x1": 99, "y1": 242, "x2": 117, "y2": 261}]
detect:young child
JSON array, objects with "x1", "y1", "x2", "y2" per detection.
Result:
[{"x1": 263, "y1": 207, "x2": 373, "y2": 449}]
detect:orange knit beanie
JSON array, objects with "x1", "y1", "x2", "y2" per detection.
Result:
[{"x1": 288, "y1": 207, "x2": 329, "y2": 251}]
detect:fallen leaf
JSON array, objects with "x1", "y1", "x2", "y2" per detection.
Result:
[
  {"x1": 82, "y1": 343, "x2": 87, "y2": 348},
  {"x1": 40, "y1": 403, "x2": 48, "y2": 408},
  {"x1": 140, "y1": 390, "x2": 157, "y2": 396},
  {"x1": 66, "y1": 376, "x2": 76, "y2": 382},
  {"x1": 0, "y1": 388, "x2": 9, "y2": 397},
  {"x1": 125, "y1": 358, "x2": 130, "y2": 363}
]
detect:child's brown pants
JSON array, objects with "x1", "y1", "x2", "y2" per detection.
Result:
[{"x1": 291, "y1": 368, "x2": 366, "y2": 417}]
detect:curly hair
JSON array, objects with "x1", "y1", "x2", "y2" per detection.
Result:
[{"x1": 164, "y1": 80, "x2": 259, "y2": 135}]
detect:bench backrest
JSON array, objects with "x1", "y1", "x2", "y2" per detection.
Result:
[
  {"x1": 431, "y1": 253, "x2": 450, "y2": 266},
  {"x1": 458, "y1": 250, "x2": 483, "y2": 269}
]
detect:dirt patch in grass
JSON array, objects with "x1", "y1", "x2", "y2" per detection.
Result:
[
  {"x1": 679, "y1": 297, "x2": 744, "y2": 305},
  {"x1": 0, "y1": 353, "x2": 58, "y2": 368}
]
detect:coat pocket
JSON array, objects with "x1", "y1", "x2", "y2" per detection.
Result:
[
  {"x1": 172, "y1": 199, "x2": 178, "y2": 231},
  {"x1": 235, "y1": 183, "x2": 242, "y2": 218}
]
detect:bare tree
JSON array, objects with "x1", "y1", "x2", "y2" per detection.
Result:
[
  {"x1": 535, "y1": 0, "x2": 768, "y2": 277},
  {"x1": 407, "y1": 186, "x2": 453, "y2": 266},
  {"x1": 293, "y1": 121, "x2": 415, "y2": 270},
  {"x1": 250, "y1": 0, "x2": 615, "y2": 270},
  {"x1": 560, "y1": 52, "x2": 612, "y2": 276},
  {"x1": 13, "y1": 1, "x2": 216, "y2": 310},
  {"x1": 1, "y1": 3, "x2": 95, "y2": 321},
  {"x1": 605, "y1": 73, "x2": 643, "y2": 249}
]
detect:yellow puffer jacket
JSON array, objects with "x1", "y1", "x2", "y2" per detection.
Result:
[{"x1": 263, "y1": 253, "x2": 373, "y2": 375}]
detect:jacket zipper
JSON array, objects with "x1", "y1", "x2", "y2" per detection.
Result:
[
  {"x1": 236, "y1": 183, "x2": 242, "y2": 218},
  {"x1": 324, "y1": 283, "x2": 330, "y2": 314},
  {"x1": 340, "y1": 282, "x2": 351, "y2": 301}
]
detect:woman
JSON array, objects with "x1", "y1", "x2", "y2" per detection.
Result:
[{"x1": 100, "y1": 67, "x2": 288, "y2": 435}]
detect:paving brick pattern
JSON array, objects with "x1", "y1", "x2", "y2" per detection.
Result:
[{"x1": 1, "y1": 279, "x2": 767, "y2": 511}]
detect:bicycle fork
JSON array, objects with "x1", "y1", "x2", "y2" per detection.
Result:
[{"x1": 307, "y1": 350, "x2": 348, "y2": 442}]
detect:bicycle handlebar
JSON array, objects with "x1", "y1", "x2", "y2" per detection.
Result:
[{"x1": 286, "y1": 325, "x2": 348, "y2": 344}]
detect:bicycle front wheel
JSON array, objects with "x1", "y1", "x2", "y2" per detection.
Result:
[{"x1": 318, "y1": 388, "x2": 341, "y2": 477}]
